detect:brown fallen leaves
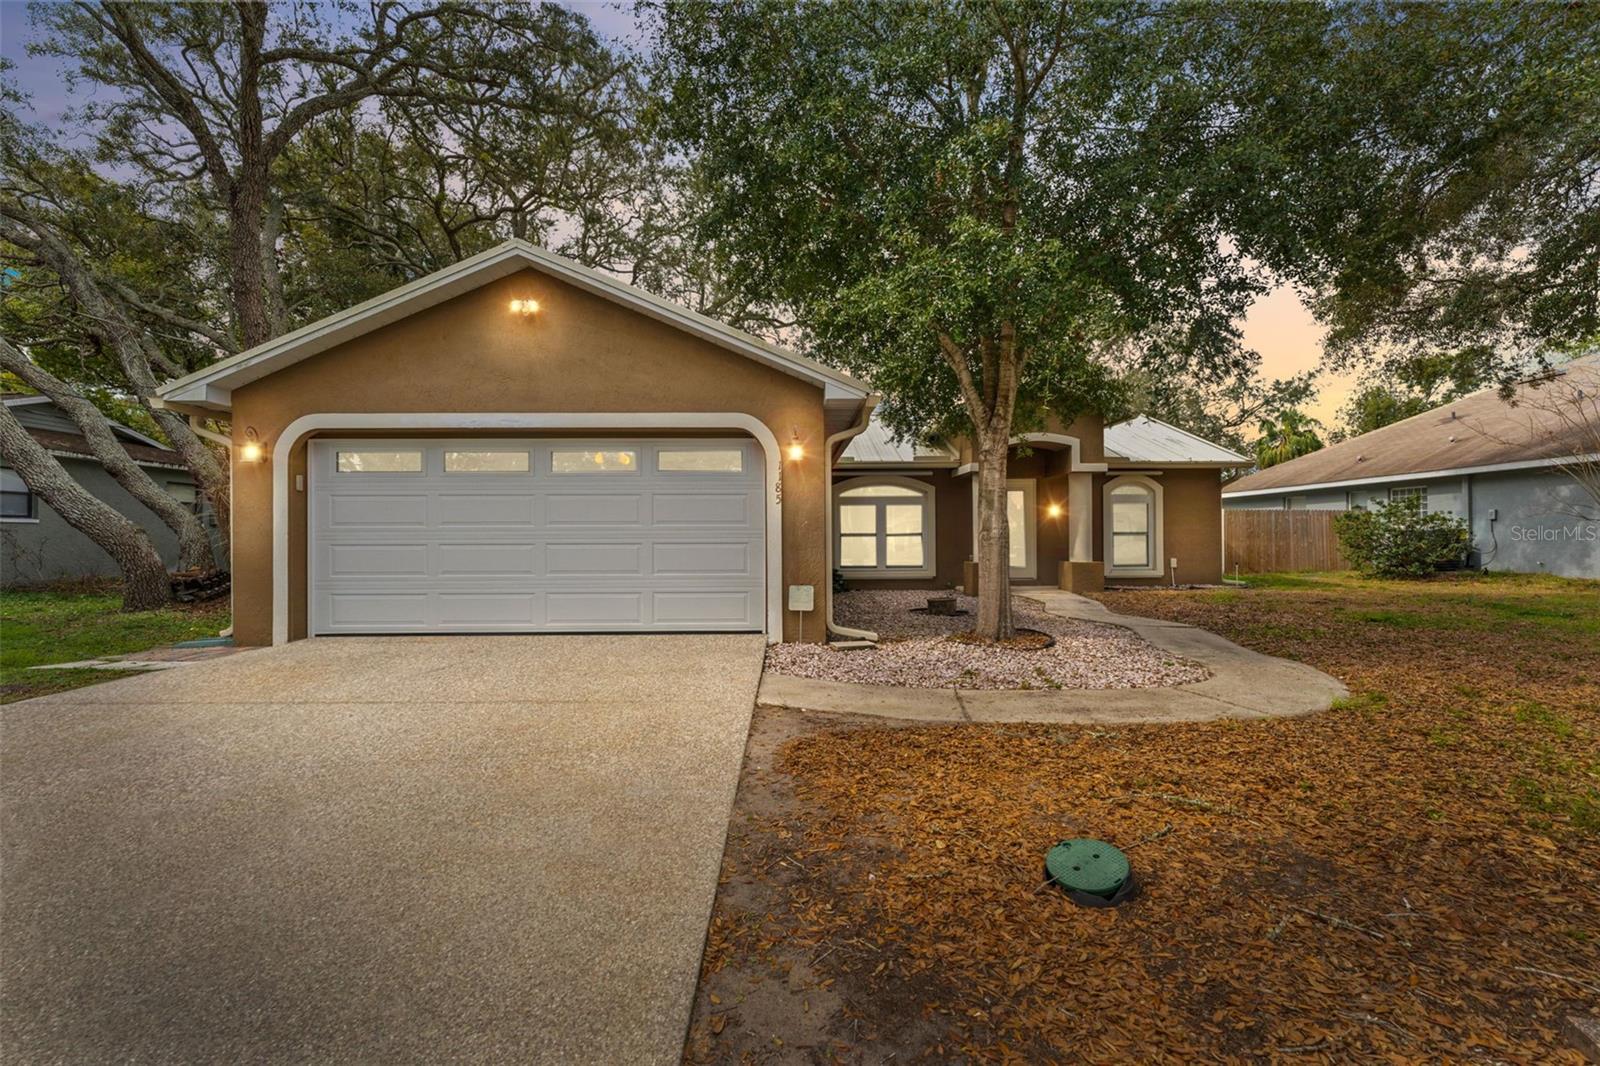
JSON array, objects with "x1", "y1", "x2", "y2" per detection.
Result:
[{"x1": 686, "y1": 573, "x2": 1599, "y2": 1064}]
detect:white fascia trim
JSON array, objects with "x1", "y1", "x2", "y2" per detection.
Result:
[
  {"x1": 1221, "y1": 452, "x2": 1600, "y2": 499},
  {"x1": 1, "y1": 396, "x2": 53, "y2": 408},
  {"x1": 272, "y1": 413, "x2": 784, "y2": 646},
  {"x1": 954, "y1": 462, "x2": 978, "y2": 477},
  {"x1": 1103, "y1": 474, "x2": 1165, "y2": 578},
  {"x1": 161, "y1": 241, "x2": 869, "y2": 409},
  {"x1": 1011, "y1": 432, "x2": 1110, "y2": 472}
]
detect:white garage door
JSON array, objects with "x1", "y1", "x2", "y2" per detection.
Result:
[{"x1": 309, "y1": 438, "x2": 765, "y2": 634}]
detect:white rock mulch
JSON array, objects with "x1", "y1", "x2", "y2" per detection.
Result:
[{"x1": 764, "y1": 589, "x2": 1210, "y2": 690}]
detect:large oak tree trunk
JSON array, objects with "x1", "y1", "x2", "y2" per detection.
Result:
[
  {"x1": 973, "y1": 427, "x2": 1016, "y2": 641},
  {"x1": 0, "y1": 340, "x2": 214, "y2": 571},
  {"x1": 0, "y1": 404, "x2": 171, "y2": 610}
]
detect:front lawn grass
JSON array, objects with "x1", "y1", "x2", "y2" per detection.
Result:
[
  {"x1": 1, "y1": 583, "x2": 230, "y2": 703},
  {"x1": 686, "y1": 570, "x2": 1600, "y2": 1063}
]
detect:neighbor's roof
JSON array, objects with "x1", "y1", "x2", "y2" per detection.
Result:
[
  {"x1": 155, "y1": 239, "x2": 871, "y2": 411},
  {"x1": 1104, "y1": 415, "x2": 1248, "y2": 465},
  {"x1": 1224, "y1": 354, "x2": 1600, "y2": 498},
  {"x1": 838, "y1": 412, "x2": 958, "y2": 465},
  {"x1": 24, "y1": 427, "x2": 186, "y2": 469},
  {"x1": 4, "y1": 392, "x2": 175, "y2": 454}
]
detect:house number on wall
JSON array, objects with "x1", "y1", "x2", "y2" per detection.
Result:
[{"x1": 774, "y1": 472, "x2": 783, "y2": 504}]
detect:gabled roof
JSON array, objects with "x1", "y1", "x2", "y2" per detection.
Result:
[
  {"x1": 838, "y1": 412, "x2": 958, "y2": 465},
  {"x1": 4, "y1": 392, "x2": 171, "y2": 451},
  {"x1": 155, "y1": 239, "x2": 871, "y2": 411},
  {"x1": 3, "y1": 394, "x2": 184, "y2": 467},
  {"x1": 1104, "y1": 415, "x2": 1248, "y2": 465},
  {"x1": 1223, "y1": 354, "x2": 1600, "y2": 497}
]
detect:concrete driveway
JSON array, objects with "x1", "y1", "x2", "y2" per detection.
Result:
[{"x1": 1, "y1": 633, "x2": 765, "y2": 1064}]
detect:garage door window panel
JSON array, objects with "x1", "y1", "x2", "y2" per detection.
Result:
[
  {"x1": 657, "y1": 448, "x2": 743, "y2": 473},
  {"x1": 445, "y1": 450, "x2": 530, "y2": 473},
  {"x1": 551, "y1": 449, "x2": 638, "y2": 474},
  {"x1": 337, "y1": 450, "x2": 423, "y2": 473}
]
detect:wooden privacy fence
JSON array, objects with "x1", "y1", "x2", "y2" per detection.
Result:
[{"x1": 1223, "y1": 509, "x2": 1350, "y2": 574}]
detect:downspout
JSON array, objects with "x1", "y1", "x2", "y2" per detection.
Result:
[{"x1": 824, "y1": 395, "x2": 881, "y2": 643}]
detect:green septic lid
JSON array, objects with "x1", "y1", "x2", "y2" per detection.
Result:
[{"x1": 1046, "y1": 839, "x2": 1129, "y2": 898}]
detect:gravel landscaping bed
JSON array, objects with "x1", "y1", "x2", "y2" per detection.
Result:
[{"x1": 763, "y1": 589, "x2": 1209, "y2": 690}]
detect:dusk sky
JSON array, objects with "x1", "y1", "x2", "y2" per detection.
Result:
[{"x1": 0, "y1": 0, "x2": 1357, "y2": 426}]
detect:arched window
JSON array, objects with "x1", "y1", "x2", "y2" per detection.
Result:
[
  {"x1": 1103, "y1": 476, "x2": 1163, "y2": 577},
  {"x1": 834, "y1": 477, "x2": 936, "y2": 577}
]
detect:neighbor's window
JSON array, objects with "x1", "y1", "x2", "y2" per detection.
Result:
[
  {"x1": 1283, "y1": 495, "x2": 1308, "y2": 511},
  {"x1": 657, "y1": 448, "x2": 743, "y2": 473},
  {"x1": 1388, "y1": 485, "x2": 1428, "y2": 513},
  {"x1": 445, "y1": 450, "x2": 530, "y2": 473},
  {"x1": 166, "y1": 482, "x2": 202, "y2": 514},
  {"x1": 835, "y1": 480, "x2": 934, "y2": 576},
  {"x1": 1109, "y1": 482, "x2": 1157, "y2": 571},
  {"x1": 1, "y1": 468, "x2": 35, "y2": 519},
  {"x1": 551, "y1": 448, "x2": 637, "y2": 474},
  {"x1": 337, "y1": 450, "x2": 422, "y2": 473}
]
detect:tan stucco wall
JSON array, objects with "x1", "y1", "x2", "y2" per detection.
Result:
[
  {"x1": 228, "y1": 268, "x2": 831, "y2": 645},
  {"x1": 1097, "y1": 468, "x2": 1225, "y2": 586}
]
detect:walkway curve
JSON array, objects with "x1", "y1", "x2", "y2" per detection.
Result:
[{"x1": 757, "y1": 589, "x2": 1347, "y2": 724}]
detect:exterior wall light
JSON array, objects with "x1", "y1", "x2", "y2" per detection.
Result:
[
  {"x1": 786, "y1": 430, "x2": 805, "y2": 462},
  {"x1": 1046, "y1": 502, "x2": 1063, "y2": 518},
  {"x1": 239, "y1": 426, "x2": 265, "y2": 464},
  {"x1": 509, "y1": 298, "x2": 540, "y2": 316}
]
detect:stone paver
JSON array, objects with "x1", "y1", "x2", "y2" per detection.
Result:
[
  {"x1": 2, "y1": 633, "x2": 765, "y2": 1065},
  {"x1": 758, "y1": 589, "x2": 1347, "y2": 723}
]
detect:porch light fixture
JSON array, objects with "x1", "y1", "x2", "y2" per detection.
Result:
[
  {"x1": 1046, "y1": 502, "x2": 1063, "y2": 518},
  {"x1": 239, "y1": 426, "x2": 265, "y2": 464},
  {"x1": 786, "y1": 429, "x2": 805, "y2": 461},
  {"x1": 509, "y1": 297, "x2": 540, "y2": 316}
]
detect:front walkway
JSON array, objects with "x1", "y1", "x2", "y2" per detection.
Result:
[
  {"x1": 2, "y1": 633, "x2": 765, "y2": 1065},
  {"x1": 757, "y1": 589, "x2": 1347, "y2": 723}
]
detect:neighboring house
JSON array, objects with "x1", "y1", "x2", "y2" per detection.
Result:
[
  {"x1": 1223, "y1": 356, "x2": 1600, "y2": 579},
  {"x1": 1, "y1": 395, "x2": 209, "y2": 586},
  {"x1": 152, "y1": 239, "x2": 1247, "y2": 647}
]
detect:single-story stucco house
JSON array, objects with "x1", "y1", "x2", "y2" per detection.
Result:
[
  {"x1": 2, "y1": 395, "x2": 210, "y2": 585},
  {"x1": 153, "y1": 240, "x2": 1246, "y2": 646},
  {"x1": 1223, "y1": 355, "x2": 1600, "y2": 579}
]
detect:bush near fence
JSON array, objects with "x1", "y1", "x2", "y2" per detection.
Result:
[{"x1": 1224, "y1": 510, "x2": 1350, "y2": 574}]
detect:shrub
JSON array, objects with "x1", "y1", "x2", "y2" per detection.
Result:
[{"x1": 1334, "y1": 497, "x2": 1471, "y2": 578}]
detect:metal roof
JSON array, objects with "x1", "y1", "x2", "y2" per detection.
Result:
[
  {"x1": 839, "y1": 412, "x2": 957, "y2": 464},
  {"x1": 1104, "y1": 415, "x2": 1248, "y2": 465},
  {"x1": 1224, "y1": 353, "x2": 1600, "y2": 497}
]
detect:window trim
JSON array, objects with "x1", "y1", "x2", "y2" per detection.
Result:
[
  {"x1": 833, "y1": 475, "x2": 937, "y2": 579},
  {"x1": 1103, "y1": 474, "x2": 1164, "y2": 578},
  {"x1": 1388, "y1": 485, "x2": 1429, "y2": 513},
  {"x1": 1, "y1": 468, "x2": 37, "y2": 522}
]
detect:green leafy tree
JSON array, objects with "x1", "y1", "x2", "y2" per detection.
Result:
[
  {"x1": 1253, "y1": 409, "x2": 1325, "y2": 470},
  {"x1": 654, "y1": 1, "x2": 1375, "y2": 637}
]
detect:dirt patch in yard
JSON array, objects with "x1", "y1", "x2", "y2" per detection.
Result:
[
  {"x1": 688, "y1": 573, "x2": 1600, "y2": 1063},
  {"x1": 763, "y1": 590, "x2": 1208, "y2": 689}
]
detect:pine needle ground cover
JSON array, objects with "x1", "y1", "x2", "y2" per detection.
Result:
[{"x1": 686, "y1": 572, "x2": 1599, "y2": 1063}]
